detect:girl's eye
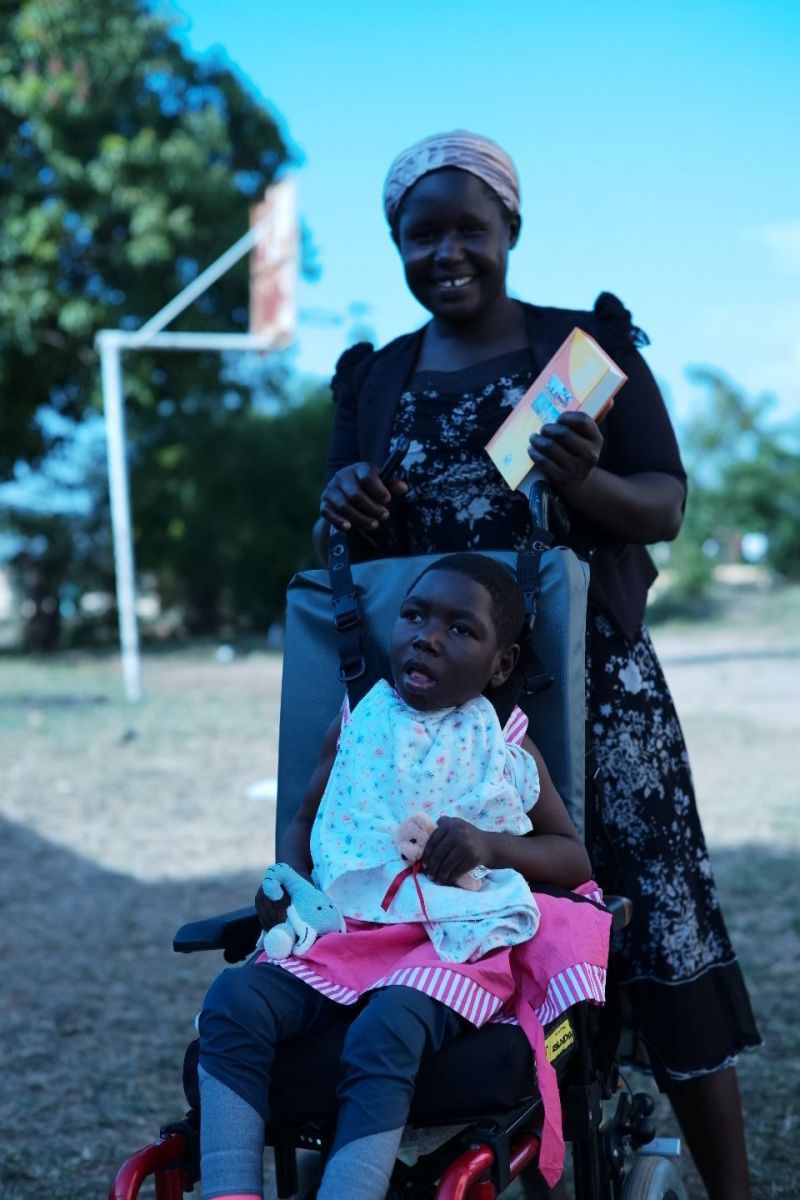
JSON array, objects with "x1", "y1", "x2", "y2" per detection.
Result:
[
  {"x1": 402, "y1": 609, "x2": 422, "y2": 623},
  {"x1": 451, "y1": 623, "x2": 475, "y2": 638}
]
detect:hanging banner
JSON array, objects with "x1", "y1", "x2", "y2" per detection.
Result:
[{"x1": 249, "y1": 176, "x2": 298, "y2": 348}]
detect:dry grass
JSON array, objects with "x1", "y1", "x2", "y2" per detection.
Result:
[{"x1": 1, "y1": 589, "x2": 798, "y2": 1199}]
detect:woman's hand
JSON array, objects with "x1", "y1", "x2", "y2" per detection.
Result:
[
  {"x1": 422, "y1": 817, "x2": 488, "y2": 886},
  {"x1": 320, "y1": 462, "x2": 408, "y2": 534},
  {"x1": 528, "y1": 411, "x2": 604, "y2": 499}
]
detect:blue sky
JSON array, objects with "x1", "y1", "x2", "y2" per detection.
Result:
[{"x1": 161, "y1": 0, "x2": 800, "y2": 424}]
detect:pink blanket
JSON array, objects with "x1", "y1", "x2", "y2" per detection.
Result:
[{"x1": 257, "y1": 881, "x2": 611, "y2": 1185}]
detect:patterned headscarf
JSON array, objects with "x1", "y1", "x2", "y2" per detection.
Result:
[{"x1": 382, "y1": 130, "x2": 520, "y2": 228}]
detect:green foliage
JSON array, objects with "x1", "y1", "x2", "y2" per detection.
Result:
[
  {"x1": 1, "y1": 417, "x2": 117, "y2": 648},
  {"x1": 0, "y1": 0, "x2": 290, "y2": 476},
  {"x1": 665, "y1": 369, "x2": 800, "y2": 600},
  {"x1": 131, "y1": 384, "x2": 334, "y2": 633},
  {"x1": 2, "y1": 379, "x2": 334, "y2": 644},
  {"x1": 0, "y1": 0, "x2": 337, "y2": 645},
  {"x1": 664, "y1": 500, "x2": 715, "y2": 600},
  {"x1": 728, "y1": 438, "x2": 800, "y2": 578}
]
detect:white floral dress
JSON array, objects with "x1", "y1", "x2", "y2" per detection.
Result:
[{"x1": 310, "y1": 680, "x2": 540, "y2": 963}]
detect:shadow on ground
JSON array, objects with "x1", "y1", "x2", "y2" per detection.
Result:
[
  {"x1": 2, "y1": 819, "x2": 797, "y2": 1200},
  {"x1": 0, "y1": 814, "x2": 256, "y2": 1199}
]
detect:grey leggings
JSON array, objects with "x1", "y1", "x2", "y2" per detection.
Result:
[{"x1": 199, "y1": 962, "x2": 462, "y2": 1154}]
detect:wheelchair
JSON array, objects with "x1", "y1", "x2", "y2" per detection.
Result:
[{"x1": 109, "y1": 531, "x2": 688, "y2": 1200}]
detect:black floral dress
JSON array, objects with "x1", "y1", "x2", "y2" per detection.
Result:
[{"x1": 389, "y1": 352, "x2": 761, "y2": 1084}]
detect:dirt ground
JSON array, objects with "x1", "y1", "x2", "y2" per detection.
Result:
[{"x1": 1, "y1": 588, "x2": 798, "y2": 1199}]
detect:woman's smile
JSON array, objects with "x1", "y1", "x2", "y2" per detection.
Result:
[
  {"x1": 394, "y1": 169, "x2": 518, "y2": 326},
  {"x1": 435, "y1": 275, "x2": 475, "y2": 290}
]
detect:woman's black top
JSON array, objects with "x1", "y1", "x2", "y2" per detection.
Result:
[
  {"x1": 393, "y1": 348, "x2": 538, "y2": 554},
  {"x1": 325, "y1": 295, "x2": 687, "y2": 641}
]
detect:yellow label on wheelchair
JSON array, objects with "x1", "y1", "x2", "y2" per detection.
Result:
[{"x1": 545, "y1": 1017, "x2": 575, "y2": 1064}]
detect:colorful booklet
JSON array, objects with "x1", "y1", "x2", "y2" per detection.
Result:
[{"x1": 485, "y1": 328, "x2": 627, "y2": 490}]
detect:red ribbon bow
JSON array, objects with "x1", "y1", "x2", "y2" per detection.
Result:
[{"x1": 381, "y1": 861, "x2": 432, "y2": 926}]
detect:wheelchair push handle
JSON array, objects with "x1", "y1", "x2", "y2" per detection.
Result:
[
  {"x1": 519, "y1": 470, "x2": 570, "y2": 543},
  {"x1": 325, "y1": 437, "x2": 410, "y2": 554},
  {"x1": 377, "y1": 436, "x2": 410, "y2": 486}
]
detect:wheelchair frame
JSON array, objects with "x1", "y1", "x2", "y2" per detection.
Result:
[
  {"x1": 109, "y1": 499, "x2": 684, "y2": 1200},
  {"x1": 109, "y1": 898, "x2": 649, "y2": 1200}
]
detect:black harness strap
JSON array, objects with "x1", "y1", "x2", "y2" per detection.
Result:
[
  {"x1": 516, "y1": 543, "x2": 554, "y2": 697},
  {"x1": 328, "y1": 524, "x2": 370, "y2": 708}
]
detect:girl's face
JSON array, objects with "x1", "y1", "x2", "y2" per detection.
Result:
[
  {"x1": 394, "y1": 168, "x2": 520, "y2": 325},
  {"x1": 390, "y1": 569, "x2": 518, "y2": 712}
]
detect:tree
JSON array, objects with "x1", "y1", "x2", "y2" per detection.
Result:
[
  {"x1": 667, "y1": 369, "x2": 800, "y2": 594},
  {"x1": 131, "y1": 381, "x2": 334, "y2": 634},
  {"x1": 0, "y1": 0, "x2": 338, "y2": 643},
  {"x1": 0, "y1": 0, "x2": 291, "y2": 478}
]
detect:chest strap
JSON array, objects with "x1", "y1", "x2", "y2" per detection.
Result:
[
  {"x1": 328, "y1": 524, "x2": 370, "y2": 709},
  {"x1": 516, "y1": 544, "x2": 554, "y2": 697}
]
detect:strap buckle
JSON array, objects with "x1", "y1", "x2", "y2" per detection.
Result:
[
  {"x1": 333, "y1": 596, "x2": 361, "y2": 632},
  {"x1": 338, "y1": 654, "x2": 366, "y2": 683}
]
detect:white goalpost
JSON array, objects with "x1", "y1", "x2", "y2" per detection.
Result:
[{"x1": 96, "y1": 178, "x2": 297, "y2": 701}]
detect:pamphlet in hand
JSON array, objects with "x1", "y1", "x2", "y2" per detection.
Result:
[{"x1": 485, "y1": 328, "x2": 627, "y2": 491}]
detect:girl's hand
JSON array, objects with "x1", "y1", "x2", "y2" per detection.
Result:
[
  {"x1": 254, "y1": 884, "x2": 289, "y2": 933},
  {"x1": 320, "y1": 462, "x2": 408, "y2": 534},
  {"x1": 422, "y1": 817, "x2": 488, "y2": 886},
  {"x1": 527, "y1": 411, "x2": 603, "y2": 499}
]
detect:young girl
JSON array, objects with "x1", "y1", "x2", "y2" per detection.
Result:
[{"x1": 198, "y1": 553, "x2": 606, "y2": 1200}]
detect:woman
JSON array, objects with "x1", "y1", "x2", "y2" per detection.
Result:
[{"x1": 315, "y1": 131, "x2": 760, "y2": 1200}]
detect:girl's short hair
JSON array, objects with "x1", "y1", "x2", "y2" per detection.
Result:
[{"x1": 407, "y1": 553, "x2": 525, "y2": 649}]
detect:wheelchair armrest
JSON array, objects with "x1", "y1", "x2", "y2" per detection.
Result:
[
  {"x1": 172, "y1": 894, "x2": 631, "y2": 957},
  {"x1": 173, "y1": 905, "x2": 261, "y2": 961},
  {"x1": 604, "y1": 894, "x2": 632, "y2": 933}
]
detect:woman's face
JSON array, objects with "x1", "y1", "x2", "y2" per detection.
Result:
[{"x1": 394, "y1": 168, "x2": 520, "y2": 324}]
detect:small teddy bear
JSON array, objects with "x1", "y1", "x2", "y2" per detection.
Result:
[
  {"x1": 258, "y1": 863, "x2": 346, "y2": 959},
  {"x1": 393, "y1": 813, "x2": 488, "y2": 891}
]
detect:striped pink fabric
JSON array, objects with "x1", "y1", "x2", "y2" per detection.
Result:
[
  {"x1": 375, "y1": 964, "x2": 505, "y2": 1026},
  {"x1": 259, "y1": 880, "x2": 610, "y2": 1028},
  {"x1": 267, "y1": 949, "x2": 606, "y2": 1033},
  {"x1": 502, "y1": 705, "x2": 529, "y2": 745},
  {"x1": 272, "y1": 954, "x2": 504, "y2": 1026},
  {"x1": 268, "y1": 957, "x2": 360, "y2": 1006},
  {"x1": 536, "y1": 962, "x2": 607, "y2": 1025}
]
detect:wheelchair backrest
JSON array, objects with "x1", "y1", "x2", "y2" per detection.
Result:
[{"x1": 276, "y1": 548, "x2": 589, "y2": 847}]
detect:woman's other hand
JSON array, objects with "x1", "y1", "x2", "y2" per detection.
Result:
[
  {"x1": 422, "y1": 817, "x2": 488, "y2": 886},
  {"x1": 528, "y1": 411, "x2": 603, "y2": 499},
  {"x1": 254, "y1": 884, "x2": 290, "y2": 933},
  {"x1": 319, "y1": 462, "x2": 408, "y2": 533}
]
